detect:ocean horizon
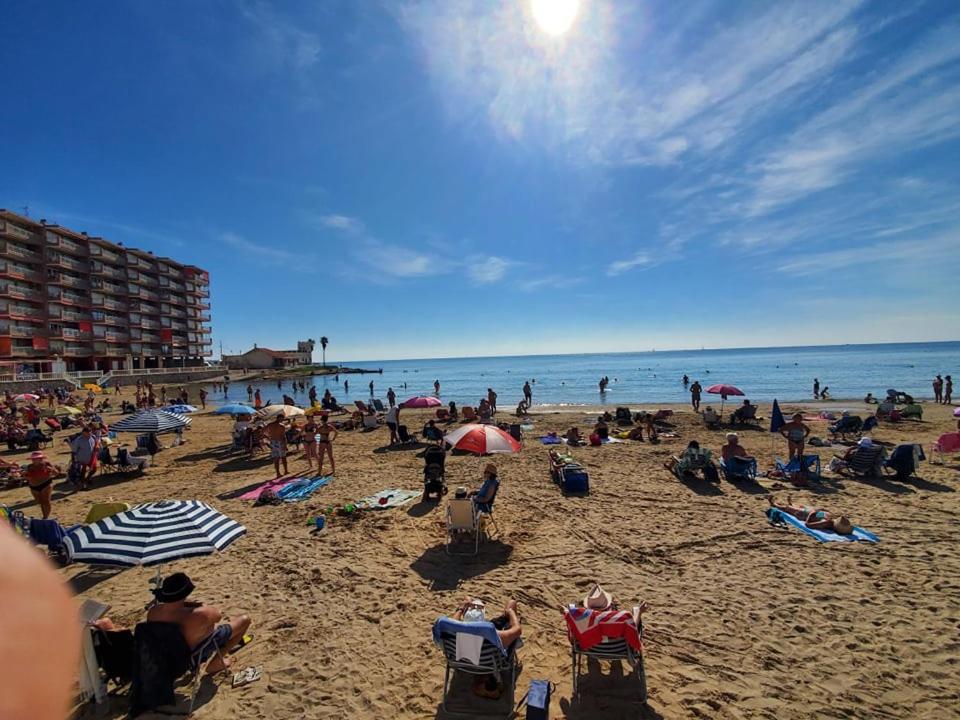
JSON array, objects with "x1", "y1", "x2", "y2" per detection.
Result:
[{"x1": 212, "y1": 340, "x2": 959, "y2": 408}]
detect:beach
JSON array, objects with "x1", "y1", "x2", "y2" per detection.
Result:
[{"x1": 4, "y1": 398, "x2": 959, "y2": 719}]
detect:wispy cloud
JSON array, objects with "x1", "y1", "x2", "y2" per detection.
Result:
[
  {"x1": 466, "y1": 255, "x2": 511, "y2": 284},
  {"x1": 607, "y1": 252, "x2": 652, "y2": 276},
  {"x1": 241, "y1": 1, "x2": 322, "y2": 72},
  {"x1": 219, "y1": 232, "x2": 301, "y2": 264},
  {"x1": 314, "y1": 214, "x2": 365, "y2": 233}
]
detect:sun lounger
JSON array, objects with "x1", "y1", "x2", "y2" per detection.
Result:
[
  {"x1": 766, "y1": 508, "x2": 878, "y2": 543},
  {"x1": 563, "y1": 607, "x2": 647, "y2": 702},
  {"x1": 829, "y1": 416, "x2": 863, "y2": 441},
  {"x1": 432, "y1": 617, "x2": 519, "y2": 715},
  {"x1": 831, "y1": 445, "x2": 885, "y2": 478}
]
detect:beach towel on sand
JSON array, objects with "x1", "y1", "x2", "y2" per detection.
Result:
[
  {"x1": 276, "y1": 476, "x2": 331, "y2": 502},
  {"x1": 356, "y1": 488, "x2": 421, "y2": 510},
  {"x1": 767, "y1": 508, "x2": 878, "y2": 543},
  {"x1": 239, "y1": 476, "x2": 298, "y2": 501},
  {"x1": 540, "y1": 435, "x2": 562, "y2": 445}
]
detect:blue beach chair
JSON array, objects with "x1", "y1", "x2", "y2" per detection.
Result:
[
  {"x1": 776, "y1": 455, "x2": 821, "y2": 477},
  {"x1": 720, "y1": 456, "x2": 758, "y2": 481}
]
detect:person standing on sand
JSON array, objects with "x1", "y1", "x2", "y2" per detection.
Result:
[
  {"x1": 487, "y1": 388, "x2": 498, "y2": 414},
  {"x1": 198, "y1": 388, "x2": 207, "y2": 409},
  {"x1": 813, "y1": 378, "x2": 820, "y2": 399},
  {"x1": 302, "y1": 416, "x2": 318, "y2": 471},
  {"x1": 264, "y1": 415, "x2": 288, "y2": 477},
  {"x1": 944, "y1": 375, "x2": 953, "y2": 404},
  {"x1": 523, "y1": 380, "x2": 532, "y2": 406},
  {"x1": 780, "y1": 413, "x2": 810, "y2": 462},
  {"x1": 933, "y1": 375, "x2": 943, "y2": 403},
  {"x1": 387, "y1": 387, "x2": 396, "y2": 407},
  {"x1": 690, "y1": 381, "x2": 702, "y2": 411},
  {"x1": 316, "y1": 413, "x2": 338, "y2": 475}
]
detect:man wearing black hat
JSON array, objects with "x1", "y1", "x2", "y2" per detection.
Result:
[{"x1": 147, "y1": 572, "x2": 251, "y2": 673}]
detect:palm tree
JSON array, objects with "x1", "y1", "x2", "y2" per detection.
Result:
[{"x1": 320, "y1": 336, "x2": 328, "y2": 367}]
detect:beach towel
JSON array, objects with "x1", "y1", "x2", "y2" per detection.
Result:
[
  {"x1": 766, "y1": 508, "x2": 878, "y2": 543},
  {"x1": 432, "y1": 617, "x2": 507, "y2": 657},
  {"x1": 540, "y1": 435, "x2": 562, "y2": 445},
  {"x1": 276, "y1": 476, "x2": 331, "y2": 502},
  {"x1": 563, "y1": 607, "x2": 641, "y2": 652},
  {"x1": 239, "y1": 476, "x2": 299, "y2": 501},
  {"x1": 355, "y1": 488, "x2": 421, "y2": 510}
]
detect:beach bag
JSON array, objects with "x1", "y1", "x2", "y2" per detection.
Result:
[
  {"x1": 589, "y1": 433, "x2": 602, "y2": 446},
  {"x1": 517, "y1": 679, "x2": 554, "y2": 719},
  {"x1": 560, "y1": 465, "x2": 589, "y2": 494}
]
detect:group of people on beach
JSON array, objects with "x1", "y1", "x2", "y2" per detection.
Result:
[{"x1": 933, "y1": 374, "x2": 953, "y2": 404}]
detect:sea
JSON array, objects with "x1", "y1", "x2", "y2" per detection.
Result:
[{"x1": 205, "y1": 341, "x2": 959, "y2": 409}]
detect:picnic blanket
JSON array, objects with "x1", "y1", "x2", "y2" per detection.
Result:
[
  {"x1": 276, "y1": 476, "x2": 332, "y2": 502},
  {"x1": 767, "y1": 508, "x2": 878, "y2": 543},
  {"x1": 355, "y1": 488, "x2": 421, "y2": 510},
  {"x1": 239, "y1": 476, "x2": 299, "y2": 501}
]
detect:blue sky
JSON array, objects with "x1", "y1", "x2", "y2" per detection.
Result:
[{"x1": 2, "y1": 0, "x2": 959, "y2": 361}]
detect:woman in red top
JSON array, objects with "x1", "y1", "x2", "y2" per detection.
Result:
[{"x1": 25, "y1": 451, "x2": 62, "y2": 519}]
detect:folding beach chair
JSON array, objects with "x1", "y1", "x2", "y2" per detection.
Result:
[
  {"x1": 929, "y1": 432, "x2": 960, "y2": 464},
  {"x1": 432, "y1": 617, "x2": 519, "y2": 717},
  {"x1": 372, "y1": 399, "x2": 385, "y2": 412},
  {"x1": 883, "y1": 443, "x2": 925, "y2": 480},
  {"x1": 674, "y1": 449, "x2": 718, "y2": 482},
  {"x1": 563, "y1": 607, "x2": 647, "y2": 703},
  {"x1": 829, "y1": 415, "x2": 863, "y2": 441},
  {"x1": 831, "y1": 445, "x2": 885, "y2": 478},
  {"x1": 720, "y1": 456, "x2": 758, "y2": 481},
  {"x1": 362, "y1": 413, "x2": 379, "y2": 430},
  {"x1": 397, "y1": 425, "x2": 418, "y2": 444},
  {"x1": 900, "y1": 403, "x2": 923, "y2": 420},
  {"x1": 775, "y1": 455, "x2": 821, "y2": 478},
  {"x1": 354, "y1": 400, "x2": 372, "y2": 414},
  {"x1": 446, "y1": 499, "x2": 481, "y2": 555}
]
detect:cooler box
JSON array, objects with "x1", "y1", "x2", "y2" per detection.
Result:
[{"x1": 559, "y1": 465, "x2": 589, "y2": 494}]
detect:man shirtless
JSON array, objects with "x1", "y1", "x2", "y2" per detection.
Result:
[
  {"x1": 263, "y1": 415, "x2": 289, "y2": 477},
  {"x1": 147, "y1": 573, "x2": 251, "y2": 674}
]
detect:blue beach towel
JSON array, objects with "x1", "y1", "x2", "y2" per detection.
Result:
[
  {"x1": 539, "y1": 435, "x2": 562, "y2": 445},
  {"x1": 767, "y1": 508, "x2": 878, "y2": 543},
  {"x1": 276, "y1": 476, "x2": 332, "y2": 502},
  {"x1": 432, "y1": 617, "x2": 507, "y2": 656}
]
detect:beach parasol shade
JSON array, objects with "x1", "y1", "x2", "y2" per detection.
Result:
[
  {"x1": 84, "y1": 384, "x2": 103, "y2": 393},
  {"x1": 166, "y1": 404, "x2": 197, "y2": 414},
  {"x1": 110, "y1": 409, "x2": 190, "y2": 434},
  {"x1": 257, "y1": 404, "x2": 305, "y2": 419},
  {"x1": 706, "y1": 384, "x2": 745, "y2": 416},
  {"x1": 443, "y1": 424, "x2": 521, "y2": 455},
  {"x1": 13, "y1": 393, "x2": 39, "y2": 402},
  {"x1": 63, "y1": 500, "x2": 246, "y2": 567},
  {"x1": 214, "y1": 403, "x2": 256, "y2": 416},
  {"x1": 400, "y1": 396, "x2": 442, "y2": 408},
  {"x1": 770, "y1": 399, "x2": 786, "y2": 433}
]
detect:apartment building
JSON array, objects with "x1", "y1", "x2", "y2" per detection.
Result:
[{"x1": 0, "y1": 209, "x2": 212, "y2": 373}]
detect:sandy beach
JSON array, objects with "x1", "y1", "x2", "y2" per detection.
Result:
[{"x1": 4, "y1": 398, "x2": 959, "y2": 719}]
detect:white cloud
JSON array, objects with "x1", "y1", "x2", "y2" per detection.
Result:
[
  {"x1": 315, "y1": 214, "x2": 365, "y2": 233},
  {"x1": 607, "y1": 252, "x2": 652, "y2": 276},
  {"x1": 466, "y1": 255, "x2": 511, "y2": 284},
  {"x1": 219, "y1": 232, "x2": 301, "y2": 264},
  {"x1": 242, "y1": 1, "x2": 322, "y2": 72}
]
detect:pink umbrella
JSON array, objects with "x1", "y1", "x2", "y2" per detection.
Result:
[
  {"x1": 706, "y1": 384, "x2": 745, "y2": 416},
  {"x1": 13, "y1": 393, "x2": 39, "y2": 402},
  {"x1": 443, "y1": 424, "x2": 521, "y2": 455},
  {"x1": 400, "y1": 396, "x2": 442, "y2": 409}
]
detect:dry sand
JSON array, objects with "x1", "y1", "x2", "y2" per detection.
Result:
[{"x1": 3, "y1": 398, "x2": 959, "y2": 719}]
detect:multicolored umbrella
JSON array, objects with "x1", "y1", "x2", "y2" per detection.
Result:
[
  {"x1": 443, "y1": 424, "x2": 521, "y2": 455},
  {"x1": 13, "y1": 393, "x2": 39, "y2": 402},
  {"x1": 400, "y1": 396, "x2": 442, "y2": 408}
]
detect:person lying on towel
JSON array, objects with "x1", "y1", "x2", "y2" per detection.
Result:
[
  {"x1": 147, "y1": 572, "x2": 251, "y2": 674},
  {"x1": 767, "y1": 495, "x2": 853, "y2": 535}
]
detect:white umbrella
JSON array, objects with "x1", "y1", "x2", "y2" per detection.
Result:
[{"x1": 257, "y1": 404, "x2": 305, "y2": 419}]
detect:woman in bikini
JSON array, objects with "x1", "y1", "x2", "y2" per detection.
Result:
[
  {"x1": 25, "y1": 451, "x2": 62, "y2": 519},
  {"x1": 779, "y1": 413, "x2": 811, "y2": 461},
  {"x1": 301, "y1": 417, "x2": 319, "y2": 471},
  {"x1": 316, "y1": 414, "x2": 338, "y2": 476},
  {"x1": 767, "y1": 495, "x2": 853, "y2": 534}
]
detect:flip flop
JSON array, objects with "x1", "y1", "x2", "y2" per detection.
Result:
[
  {"x1": 229, "y1": 634, "x2": 253, "y2": 654},
  {"x1": 232, "y1": 666, "x2": 262, "y2": 688}
]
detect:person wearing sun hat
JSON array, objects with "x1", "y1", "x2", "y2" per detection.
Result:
[
  {"x1": 24, "y1": 451, "x2": 62, "y2": 519},
  {"x1": 450, "y1": 596, "x2": 522, "y2": 698},
  {"x1": 146, "y1": 573, "x2": 252, "y2": 674},
  {"x1": 468, "y1": 463, "x2": 500, "y2": 514},
  {"x1": 767, "y1": 495, "x2": 855, "y2": 536}
]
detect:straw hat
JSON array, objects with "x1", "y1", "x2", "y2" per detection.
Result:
[
  {"x1": 834, "y1": 516, "x2": 853, "y2": 535},
  {"x1": 29, "y1": 451, "x2": 45, "y2": 461},
  {"x1": 483, "y1": 462, "x2": 498, "y2": 476},
  {"x1": 583, "y1": 584, "x2": 614, "y2": 610}
]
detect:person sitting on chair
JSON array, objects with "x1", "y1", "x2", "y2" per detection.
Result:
[
  {"x1": 450, "y1": 597, "x2": 522, "y2": 699},
  {"x1": 146, "y1": 572, "x2": 251, "y2": 675},
  {"x1": 469, "y1": 463, "x2": 500, "y2": 513},
  {"x1": 664, "y1": 440, "x2": 719, "y2": 481},
  {"x1": 767, "y1": 495, "x2": 853, "y2": 535},
  {"x1": 721, "y1": 433, "x2": 754, "y2": 464},
  {"x1": 702, "y1": 406, "x2": 720, "y2": 427},
  {"x1": 422, "y1": 420, "x2": 443, "y2": 442},
  {"x1": 731, "y1": 399, "x2": 757, "y2": 425}
]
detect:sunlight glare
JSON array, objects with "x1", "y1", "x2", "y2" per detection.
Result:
[{"x1": 530, "y1": 0, "x2": 581, "y2": 36}]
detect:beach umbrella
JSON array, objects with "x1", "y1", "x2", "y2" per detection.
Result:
[
  {"x1": 706, "y1": 383, "x2": 744, "y2": 416},
  {"x1": 166, "y1": 404, "x2": 197, "y2": 414},
  {"x1": 443, "y1": 424, "x2": 521, "y2": 455},
  {"x1": 257, "y1": 404, "x2": 305, "y2": 419},
  {"x1": 769, "y1": 399, "x2": 786, "y2": 434},
  {"x1": 83, "y1": 384, "x2": 103, "y2": 393},
  {"x1": 400, "y1": 396, "x2": 442, "y2": 409},
  {"x1": 13, "y1": 393, "x2": 39, "y2": 402},
  {"x1": 110, "y1": 409, "x2": 190, "y2": 434},
  {"x1": 63, "y1": 500, "x2": 246, "y2": 567},
  {"x1": 214, "y1": 403, "x2": 256, "y2": 416}
]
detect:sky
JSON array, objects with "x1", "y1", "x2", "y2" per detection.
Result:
[{"x1": 2, "y1": 0, "x2": 959, "y2": 362}]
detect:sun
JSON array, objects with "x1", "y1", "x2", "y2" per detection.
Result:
[{"x1": 530, "y1": 0, "x2": 581, "y2": 37}]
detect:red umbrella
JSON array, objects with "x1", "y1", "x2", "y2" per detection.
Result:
[
  {"x1": 443, "y1": 425, "x2": 521, "y2": 455},
  {"x1": 400, "y1": 396, "x2": 442, "y2": 409},
  {"x1": 706, "y1": 384, "x2": 745, "y2": 416}
]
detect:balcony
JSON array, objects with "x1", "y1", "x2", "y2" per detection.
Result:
[
  {"x1": 0, "y1": 241, "x2": 42, "y2": 261},
  {"x1": 0, "y1": 301, "x2": 43, "y2": 319},
  {"x1": 91, "y1": 296, "x2": 126, "y2": 311},
  {"x1": 94, "y1": 264, "x2": 126, "y2": 280},
  {"x1": 1, "y1": 220, "x2": 34, "y2": 241},
  {"x1": 105, "y1": 332, "x2": 130, "y2": 343},
  {"x1": 63, "y1": 345, "x2": 93, "y2": 355},
  {"x1": 47, "y1": 253, "x2": 87, "y2": 272},
  {"x1": 53, "y1": 292, "x2": 90, "y2": 306},
  {"x1": 89, "y1": 245, "x2": 123, "y2": 264},
  {"x1": 9, "y1": 346, "x2": 46, "y2": 357},
  {"x1": 0, "y1": 323, "x2": 45, "y2": 338},
  {"x1": 1, "y1": 261, "x2": 42, "y2": 281},
  {"x1": 142, "y1": 333, "x2": 161, "y2": 343},
  {"x1": 2, "y1": 282, "x2": 38, "y2": 299},
  {"x1": 46, "y1": 232, "x2": 87, "y2": 255},
  {"x1": 142, "y1": 320, "x2": 161, "y2": 330},
  {"x1": 60, "y1": 274, "x2": 88, "y2": 289}
]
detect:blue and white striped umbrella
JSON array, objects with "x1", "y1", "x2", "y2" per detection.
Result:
[
  {"x1": 110, "y1": 409, "x2": 191, "y2": 434},
  {"x1": 63, "y1": 500, "x2": 246, "y2": 567}
]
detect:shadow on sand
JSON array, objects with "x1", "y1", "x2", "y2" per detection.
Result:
[{"x1": 411, "y1": 540, "x2": 513, "y2": 592}]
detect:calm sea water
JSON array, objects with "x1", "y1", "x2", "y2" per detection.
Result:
[{"x1": 206, "y1": 342, "x2": 958, "y2": 409}]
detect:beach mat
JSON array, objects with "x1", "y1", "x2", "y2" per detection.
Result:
[
  {"x1": 767, "y1": 508, "x2": 878, "y2": 543},
  {"x1": 540, "y1": 436, "x2": 562, "y2": 445},
  {"x1": 356, "y1": 488, "x2": 421, "y2": 510},
  {"x1": 277, "y1": 476, "x2": 332, "y2": 502},
  {"x1": 239, "y1": 476, "x2": 299, "y2": 501}
]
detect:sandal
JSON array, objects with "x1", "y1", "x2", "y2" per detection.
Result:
[{"x1": 232, "y1": 666, "x2": 262, "y2": 688}]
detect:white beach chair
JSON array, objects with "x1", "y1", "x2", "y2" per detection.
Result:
[{"x1": 446, "y1": 498, "x2": 480, "y2": 555}]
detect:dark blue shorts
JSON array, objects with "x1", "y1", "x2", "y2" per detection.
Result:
[{"x1": 195, "y1": 623, "x2": 232, "y2": 662}]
